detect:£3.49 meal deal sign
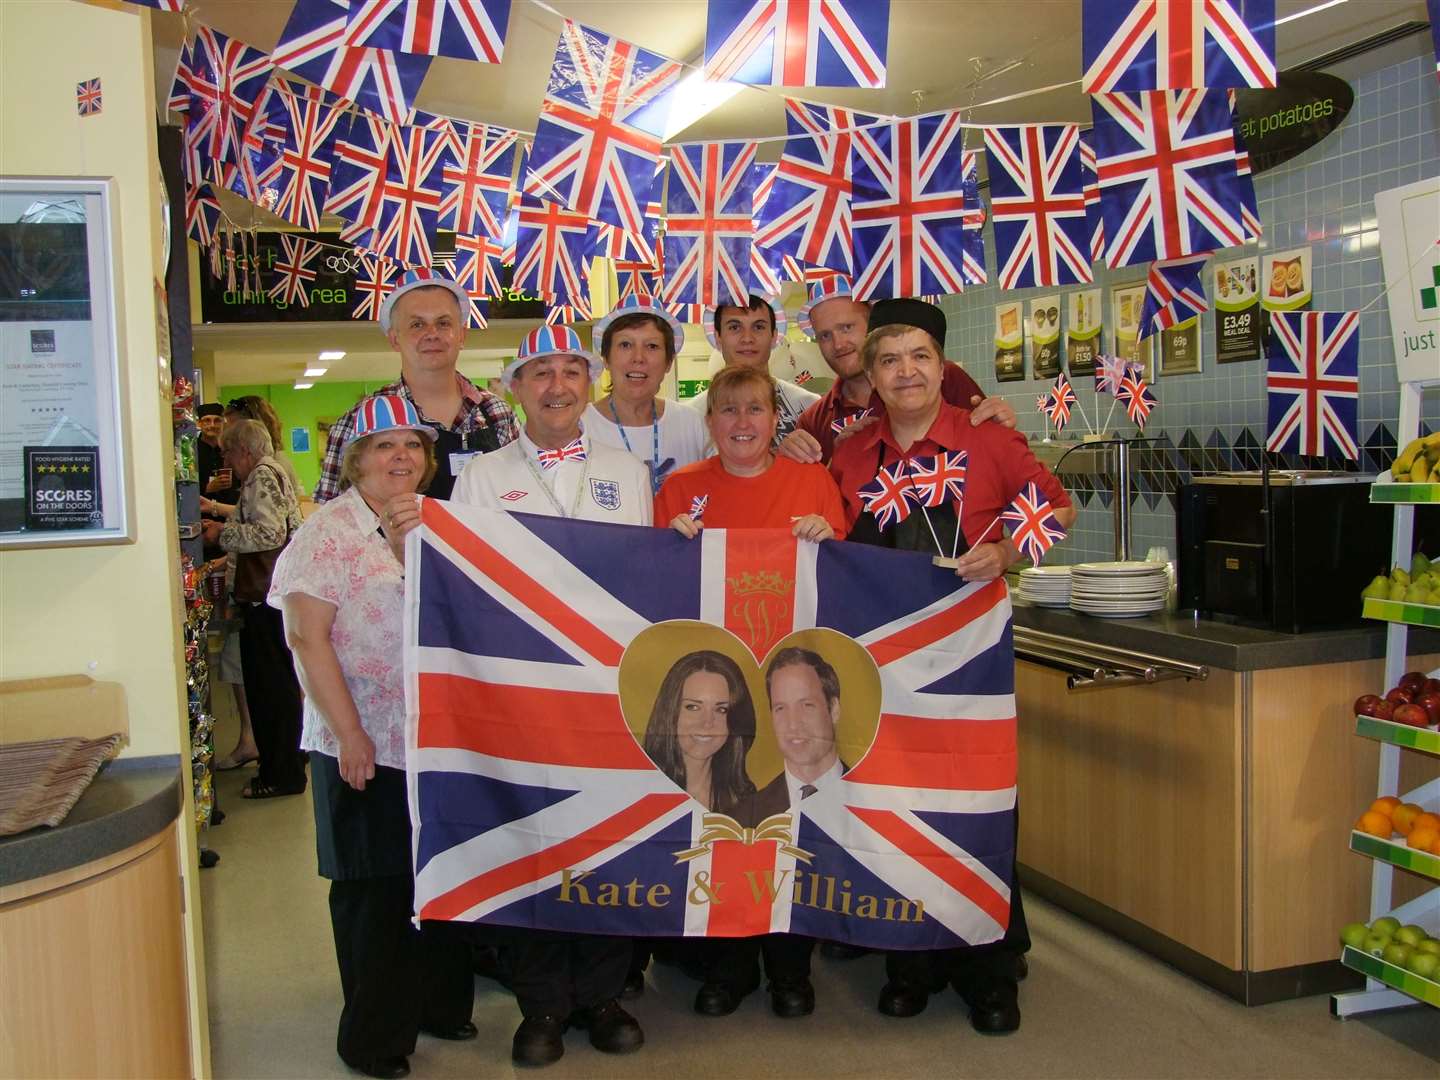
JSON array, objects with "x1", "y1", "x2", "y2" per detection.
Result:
[{"x1": 1376, "y1": 177, "x2": 1440, "y2": 384}]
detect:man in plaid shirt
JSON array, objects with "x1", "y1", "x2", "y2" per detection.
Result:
[{"x1": 314, "y1": 271, "x2": 517, "y2": 503}]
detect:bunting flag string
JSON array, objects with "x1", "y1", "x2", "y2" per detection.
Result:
[
  {"x1": 512, "y1": 190, "x2": 596, "y2": 309},
  {"x1": 1265, "y1": 310, "x2": 1360, "y2": 460},
  {"x1": 267, "y1": 234, "x2": 324, "y2": 306},
  {"x1": 342, "y1": 0, "x2": 512, "y2": 64},
  {"x1": 240, "y1": 78, "x2": 351, "y2": 231},
  {"x1": 439, "y1": 121, "x2": 518, "y2": 240},
  {"x1": 703, "y1": 0, "x2": 891, "y2": 88},
  {"x1": 663, "y1": 140, "x2": 757, "y2": 307},
  {"x1": 1081, "y1": 0, "x2": 1276, "y2": 93},
  {"x1": 179, "y1": 26, "x2": 274, "y2": 189},
  {"x1": 1139, "y1": 254, "x2": 1211, "y2": 337},
  {"x1": 959, "y1": 151, "x2": 988, "y2": 286},
  {"x1": 983, "y1": 124, "x2": 1091, "y2": 290}
]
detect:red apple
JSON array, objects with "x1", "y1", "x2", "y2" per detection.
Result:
[
  {"x1": 1424, "y1": 678, "x2": 1440, "y2": 695},
  {"x1": 1415, "y1": 692, "x2": 1440, "y2": 727},
  {"x1": 1385, "y1": 687, "x2": 1414, "y2": 706},
  {"x1": 1373, "y1": 699, "x2": 1396, "y2": 722},
  {"x1": 1399, "y1": 672, "x2": 1427, "y2": 695},
  {"x1": 1392, "y1": 704, "x2": 1430, "y2": 728},
  {"x1": 1355, "y1": 694, "x2": 1385, "y2": 717}
]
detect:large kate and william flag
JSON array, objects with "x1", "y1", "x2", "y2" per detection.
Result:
[{"x1": 405, "y1": 502, "x2": 1017, "y2": 949}]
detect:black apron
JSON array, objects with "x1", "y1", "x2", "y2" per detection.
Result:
[
  {"x1": 426, "y1": 421, "x2": 499, "y2": 500},
  {"x1": 847, "y1": 442, "x2": 971, "y2": 559}
]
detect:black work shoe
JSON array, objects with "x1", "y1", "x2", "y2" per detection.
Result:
[
  {"x1": 959, "y1": 976, "x2": 1021, "y2": 1035},
  {"x1": 768, "y1": 976, "x2": 815, "y2": 1018},
  {"x1": 422, "y1": 1020, "x2": 478, "y2": 1041},
  {"x1": 621, "y1": 969, "x2": 645, "y2": 1000},
  {"x1": 878, "y1": 979, "x2": 930, "y2": 1018},
  {"x1": 512, "y1": 1016, "x2": 566, "y2": 1067},
  {"x1": 1014, "y1": 954, "x2": 1030, "y2": 981},
  {"x1": 343, "y1": 1055, "x2": 409, "y2": 1079},
  {"x1": 694, "y1": 974, "x2": 759, "y2": 1017},
  {"x1": 820, "y1": 940, "x2": 868, "y2": 960},
  {"x1": 569, "y1": 1000, "x2": 643, "y2": 1054}
]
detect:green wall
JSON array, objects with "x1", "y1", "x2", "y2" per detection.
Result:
[{"x1": 217, "y1": 381, "x2": 392, "y2": 494}]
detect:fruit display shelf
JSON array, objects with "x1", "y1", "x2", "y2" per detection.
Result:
[
  {"x1": 1340, "y1": 946, "x2": 1440, "y2": 1007},
  {"x1": 1355, "y1": 714, "x2": 1440, "y2": 755},
  {"x1": 1370, "y1": 481, "x2": 1440, "y2": 505},
  {"x1": 1349, "y1": 830, "x2": 1440, "y2": 880},
  {"x1": 1361, "y1": 597, "x2": 1440, "y2": 628}
]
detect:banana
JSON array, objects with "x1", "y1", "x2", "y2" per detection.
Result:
[
  {"x1": 1412, "y1": 456, "x2": 1432, "y2": 483},
  {"x1": 1393, "y1": 437, "x2": 1427, "y2": 478}
]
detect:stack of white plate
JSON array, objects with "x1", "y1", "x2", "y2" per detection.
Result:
[
  {"x1": 1017, "y1": 565, "x2": 1072, "y2": 607},
  {"x1": 1069, "y1": 561, "x2": 1169, "y2": 618}
]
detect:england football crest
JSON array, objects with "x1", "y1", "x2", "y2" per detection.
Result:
[{"x1": 590, "y1": 478, "x2": 622, "y2": 510}]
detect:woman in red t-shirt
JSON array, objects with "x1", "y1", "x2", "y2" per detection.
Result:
[{"x1": 654, "y1": 366, "x2": 846, "y2": 540}]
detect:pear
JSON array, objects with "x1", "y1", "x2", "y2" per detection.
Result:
[
  {"x1": 1389, "y1": 580, "x2": 1409, "y2": 601},
  {"x1": 1392, "y1": 567, "x2": 1411, "y2": 586},
  {"x1": 1404, "y1": 581, "x2": 1429, "y2": 603},
  {"x1": 1362, "y1": 575, "x2": 1391, "y2": 601},
  {"x1": 1413, "y1": 552, "x2": 1432, "y2": 578}
]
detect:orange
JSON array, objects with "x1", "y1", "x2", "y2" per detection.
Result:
[
  {"x1": 1392, "y1": 803, "x2": 1424, "y2": 836},
  {"x1": 1407, "y1": 826, "x2": 1439, "y2": 851},
  {"x1": 1356, "y1": 811, "x2": 1393, "y2": 838},
  {"x1": 1411, "y1": 812, "x2": 1440, "y2": 834},
  {"x1": 1371, "y1": 796, "x2": 1401, "y2": 817},
  {"x1": 1431, "y1": 834, "x2": 1440, "y2": 856}
]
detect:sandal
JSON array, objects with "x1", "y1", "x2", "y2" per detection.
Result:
[
  {"x1": 215, "y1": 751, "x2": 259, "y2": 771},
  {"x1": 241, "y1": 780, "x2": 305, "y2": 799}
]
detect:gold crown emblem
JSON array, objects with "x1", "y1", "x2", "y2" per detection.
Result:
[{"x1": 727, "y1": 570, "x2": 790, "y2": 596}]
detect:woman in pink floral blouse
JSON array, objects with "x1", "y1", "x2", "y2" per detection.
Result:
[{"x1": 269, "y1": 396, "x2": 475, "y2": 1080}]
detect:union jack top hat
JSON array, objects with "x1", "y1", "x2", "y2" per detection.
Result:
[
  {"x1": 591, "y1": 295, "x2": 686, "y2": 354},
  {"x1": 797, "y1": 273, "x2": 856, "y2": 339},
  {"x1": 378, "y1": 267, "x2": 469, "y2": 332},
  {"x1": 702, "y1": 293, "x2": 789, "y2": 349},
  {"x1": 344, "y1": 394, "x2": 439, "y2": 449},
  {"x1": 503, "y1": 325, "x2": 603, "y2": 390}
]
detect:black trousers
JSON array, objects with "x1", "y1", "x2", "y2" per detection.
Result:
[
  {"x1": 328, "y1": 877, "x2": 474, "y2": 1062},
  {"x1": 707, "y1": 933, "x2": 814, "y2": 989},
  {"x1": 239, "y1": 603, "x2": 306, "y2": 790},
  {"x1": 500, "y1": 928, "x2": 630, "y2": 1018}
]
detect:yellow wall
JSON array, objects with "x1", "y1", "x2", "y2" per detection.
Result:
[{"x1": 0, "y1": 1, "x2": 209, "y2": 1074}]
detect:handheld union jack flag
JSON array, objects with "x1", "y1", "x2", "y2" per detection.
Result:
[
  {"x1": 1095, "y1": 354, "x2": 1129, "y2": 396},
  {"x1": 76, "y1": 79, "x2": 103, "y2": 117},
  {"x1": 266, "y1": 235, "x2": 323, "y2": 307},
  {"x1": 1044, "y1": 373, "x2": 1078, "y2": 431},
  {"x1": 1139, "y1": 254, "x2": 1210, "y2": 337},
  {"x1": 352, "y1": 252, "x2": 397, "y2": 320},
  {"x1": 241, "y1": 79, "x2": 351, "y2": 231},
  {"x1": 831, "y1": 408, "x2": 875, "y2": 437},
  {"x1": 440, "y1": 122, "x2": 517, "y2": 240},
  {"x1": 179, "y1": 26, "x2": 274, "y2": 186},
  {"x1": 512, "y1": 191, "x2": 596, "y2": 309},
  {"x1": 343, "y1": 0, "x2": 511, "y2": 63},
  {"x1": 664, "y1": 141, "x2": 758, "y2": 307},
  {"x1": 687, "y1": 494, "x2": 709, "y2": 521},
  {"x1": 857, "y1": 460, "x2": 918, "y2": 530},
  {"x1": 408, "y1": 505, "x2": 1018, "y2": 947},
  {"x1": 1001, "y1": 482, "x2": 1067, "y2": 565},
  {"x1": 1081, "y1": 0, "x2": 1276, "y2": 93},
  {"x1": 1079, "y1": 132, "x2": 1106, "y2": 263},
  {"x1": 754, "y1": 100, "x2": 885, "y2": 276},
  {"x1": 703, "y1": 0, "x2": 890, "y2": 87},
  {"x1": 1090, "y1": 89, "x2": 1245, "y2": 267},
  {"x1": 850, "y1": 112, "x2": 970, "y2": 300},
  {"x1": 959, "y1": 151, "x2": 988, "y2": 286},
  {"x1": 1035, "y1": 395, "x2": 1051, "y2": 418},
  {"x1": 983, "y1": 124, "x2": 1092, "y2": 290},
  {"x1": 525, "y1": 20, "x2": 681, "y2": 235},
  {"x1": 273, "y1": 0, "x2": 431, "y2": 124},
  {"x1": 906, "y1": 451, "x2": 968, "y2": 509},
  {"x1": 1265, "y1": 310, "x2": 1360, "y2": 460},
  {"x1": 1116, "y1": 364, "x2": 1158, "y2": 427}
]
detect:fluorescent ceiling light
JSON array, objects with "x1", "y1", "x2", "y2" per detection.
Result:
[
  {"x1": 293, "y1": 381, "x2": 314, "y2": 390},
  {"x1": 318, "y1": 350, "x2": 346, "y2": 361},
  {"x1": 303, "y1": 367, "x2": 328, "y2": 377},
  {"x1": 1275, "y1": 0, "x2": 1347, "y2": 27},
  {"x1": 663, "y1": 69, "x2": 744, "y2": 140}
]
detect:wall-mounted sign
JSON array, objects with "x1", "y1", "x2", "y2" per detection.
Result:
[
  {"x1": 1376, "y1": 176, "x2": 1440, "y2": 385},
  {"x1": 1028, "y1": 295, "x2": 1061, "y2": 379},
  {"x1": 1214, "y1": 255, "x2": 1261, "y2": 363},
  {"x1": 1159, "y1": 317, "x2": 1202, "y2": 376},
  {"x1": 1065, "y1": 289, "x2": 1102, "y2": 375},
  {"x1": 1110, "y1": 282, "x2": 1152, "y2": 381},
  {"x1": 994, "y1": 301, "x2": 1025, "y2": 383},
  {"x1": 24, "y1": 446, "x2": 100, "y2": 529},
  {"x1": 1233, "y1": 71, "x2": 1353, "y2": 174}
]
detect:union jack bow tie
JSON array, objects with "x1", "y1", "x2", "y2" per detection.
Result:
[
  {"x1": 831, "y1": 408, "x2": 875, "y2": 436},
  {"x1": 537, "y1": 438, "x2": 586, "y2": 470}
]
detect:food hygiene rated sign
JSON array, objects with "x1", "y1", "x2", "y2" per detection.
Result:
[
  {"x1": 1376, "y1": 176, "x2": 1440, "y2": 384},
  {"x1": 24, "y1": 446, "x2": 100, "y2": 529}
]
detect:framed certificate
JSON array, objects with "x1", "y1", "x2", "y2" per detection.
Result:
[{"x1": 0, "y1": 177, "x2": 132, "y2": 547}]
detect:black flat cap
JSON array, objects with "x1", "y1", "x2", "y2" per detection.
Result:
[
  {"x1": 196, "y1": 403, "x2": 224, "y2": 418},
  {"x1": 866, "y1": 297, "x2": 946, "y2": 345}
]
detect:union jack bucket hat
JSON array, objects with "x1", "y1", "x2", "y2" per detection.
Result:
[
  {"x1": 344, "y1": 394, "x2": 438, "y2": 448},
  {"x1": 796, "y1": 273, "x2": 856, "y2": 339},
  {"x1": 502, "y1": 325, "x2": 603, "y2": 389},
  {"x1": 378, "y1": 267, "x2": 469, "y2": 332}
]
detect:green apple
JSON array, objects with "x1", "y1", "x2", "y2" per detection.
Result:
[
  {"x1": 1396, "y1": 925, "x2": 1427, "y2": 947},
  {"x1": 1363, "y1": 932, "x2": 1392, "y2": 956},
  {"x1": 1416, "y1": 939, "x2": 1440, "y2": 956},
  {"x1": 1339, "y1": 922, "x2": 1369, "y2": 949},
  {"x1": 1383, "y1": 942, "x2": 1414, "y2": 967},
  {"x1": 1371, "y1": 916, "x2": 1402, "y2": 937},
  {"x1": 1406, "y1": 951, "x2": 1440, "y2": 980}
]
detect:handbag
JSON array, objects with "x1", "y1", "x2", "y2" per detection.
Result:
[{"x1": 232, "y1": 463, "x2": 295, "y2": 604}]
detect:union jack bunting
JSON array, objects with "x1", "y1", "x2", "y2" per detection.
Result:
[
  {"x1": 1044, "y1": 373, "x2": 1078, "y2": 431},
  {"x1": 185, "y1": 182, "x2": 222, "y2": 248},
  {"x1": 439, "y1": 122, "x2": 517, "y2": 240},
  {"x1": 959, "y1": 151, "x2": 987, "y2": 287},
  {"x1": 180, "y1": 26, "x2": 274, "y2": 186},
  {"x1": 343, "y1": 0, "x2": 512, "y2": 63},
  {"x1": 352, "y1": 252, "x2": 398, "y2": 320},
  {"x1": 76, "y1": 79, "x2": 103, "y2": 117},
  {"x1": 850, "y1": 112, "x2": 970, "y2": 300},
  {"x1": 1265, "y1": 310, "x2": 1360, "y2": 460},
  {"x1": 169, "y1": 39, "x2": 196, "y2": 116},
  {"x1": 754, "y1": 100, "x2": 885, "y2": 276},
  {"x1": 273, "y1": 0, "x2": 432, "y2": 124},
  {"x1": 241, "y1": 79, "x2": 351, "y2": 231},
  {"x1": 453, "y1": 234, "x2": 501, "y2": 327},
  {"x1": 544, "y1": 297, "x2": 593, "y2": 324},
  {"x1": 666, "y1": 301, "x2": 706, "y2": 325},
  {"x1": 1095, "y1": 354, "x2": 1129, "y2": 395},
  {"x1": 1090, "y1": 89, "x2": 1245, "y2": 267},
  {"x1": 124, "y1": 0, "x2": 186, "y2": 9},
  {"x1": 687, "y1": 494, "x2": 709, "y2": 520},
  {"x1": 408, "y1": 503, "x2": 1017, "y2": 948},
  {"x1": 526, "y1": 20, "x2": 681, "y2": 234},
  {"x1": 983, "y1": 125, "x2": 1091, "y2": 290},
  {"x1": 664, "y1": 141, "x2": 758, "y2": 307},
  {"x1": 1430, "y1": 0, "x2": 1440, "y2": 83},
  {"x1": 328, "y1": 116, "x2": 455, "y2": 266},
  {"x1": 1116, "y1": 364, "x2": 1158, "y2": 427},
  {"x1": 1081, "y1": 0, "x2": 1276, "y2": 93},
  {"x1": 703, "y1": 0, "x2": 891, "y2": 88},
  {"x1": 266, "y1": 234, "x2": 323, "y2": 306},
  {"x1": 1227, "y1": 89, "x2": 1262, "y2": 241},
  {"x1": 748, "y1": 165, "x2": 787, "y2": 296},
  {"x1": 857, "y1": 460, "x2": 918, "y2": 530},
  {"x1": 1080, "y1": 132, "x2": 1105, "y2": 263},
  {"x1": 589, "y1": 157, "x2": 664, "y2": 275},
  {"x1": 1000, "y1": 482, "x2": 1067, "y2": 565},
  {"x1": 512, "y1": 191, "x2": 596, "y2": 308},
  {"x1": 906, "y1": 451, "x2": 968, "y2": 509},
  {"x1": 1138, "y1": 254, "x2": 1210, "y2": 337}
]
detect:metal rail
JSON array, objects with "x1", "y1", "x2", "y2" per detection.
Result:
[{"x1": 1013, "y1": 626, "x2": 1210, "y2": 692}]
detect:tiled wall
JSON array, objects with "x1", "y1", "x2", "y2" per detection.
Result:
[{"x1": 941, "y1": 51, "x2": 1440, "y2": 565}]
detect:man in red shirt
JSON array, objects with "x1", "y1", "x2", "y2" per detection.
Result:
[{"x1": 782, "y1": 274, "x2": 1016, "y2": 464}]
